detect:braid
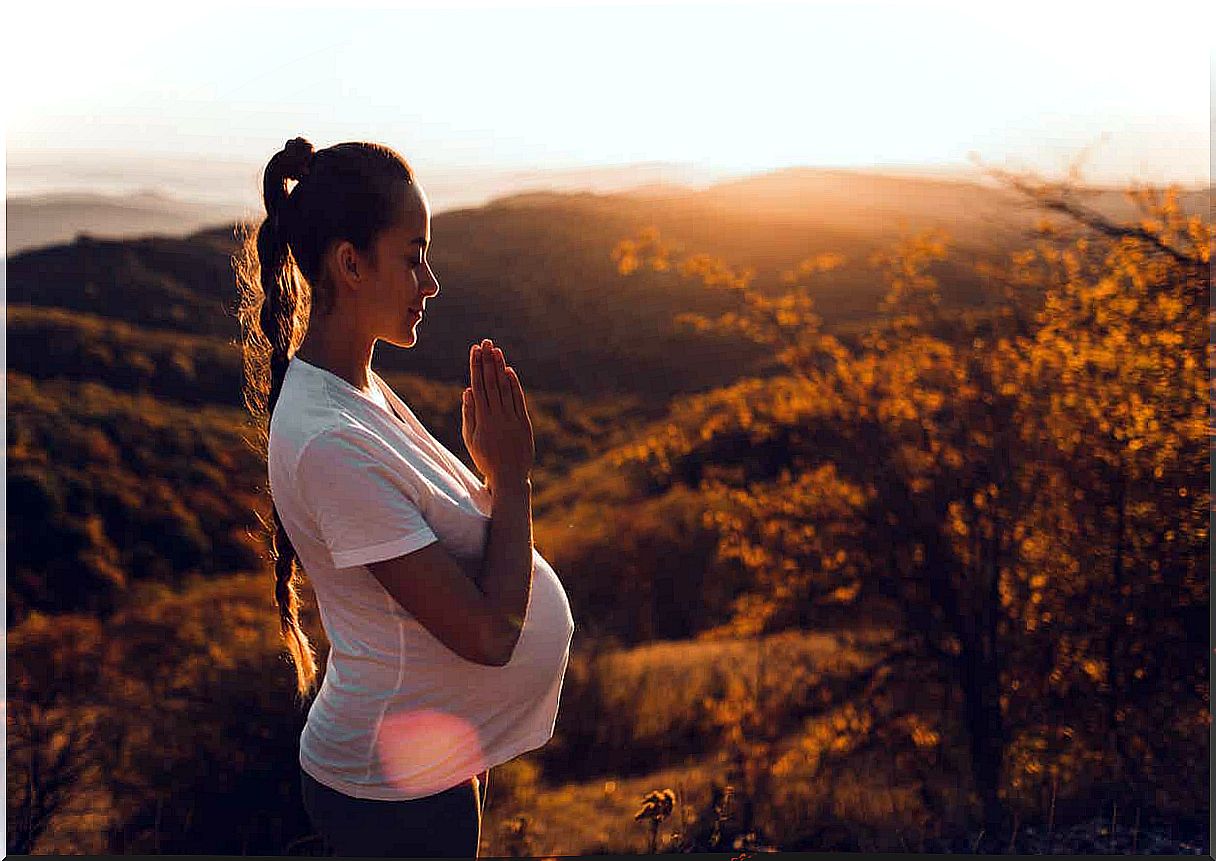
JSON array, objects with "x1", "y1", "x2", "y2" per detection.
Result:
[{"x1": 236, "y1": 136, "x2": 320, "y2": 704}]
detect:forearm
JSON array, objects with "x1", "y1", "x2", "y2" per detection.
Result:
[{"x1": 478, "y1": 478, "x2": 534, "y2": 662}]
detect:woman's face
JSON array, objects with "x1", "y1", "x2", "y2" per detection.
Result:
[{"x1": 369, "y1": 180, "x2": 439, "y2": 349}]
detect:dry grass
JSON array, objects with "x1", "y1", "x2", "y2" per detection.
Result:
[
  {"x1": 550, "y1": 626, "x2": 896, "y2": 775},
  {"x1": 478, "y1": 624, "x2": 1211, "y2": 855},
  {"x1": 481, "y1": 751, "x2": 719, "y2": 856},
  {"x1": 479, "y1": 625, "x2": 956, "y2": 856}
]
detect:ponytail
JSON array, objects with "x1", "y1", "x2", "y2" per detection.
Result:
[
  {"x1": 235, "y1": 137, "x2": 319, "y2": 704},
  {"x1": 234, "y1": 135, "x2": 414, "y2": 704}
]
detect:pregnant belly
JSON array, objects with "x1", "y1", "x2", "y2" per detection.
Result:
[
  {"x1": 511, "y1": 551, "x2": 574, "y2": 656},
  {"x1": 452, "y1": 550, "x2": 573, "y2": 694},
  {"x1": 415, "y1": 546, "x2": 571, "y2": 653}
]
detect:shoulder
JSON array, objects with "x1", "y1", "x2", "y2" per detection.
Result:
[
  {"x1": 294, "y1": 421, "x2": 380, "y2": 468},
  {"x1": 269, "y1": 371, "x2": 410, "y2": 492},
  {"x1": 291, "y1": 420, "x2": 429, "y2": 489}
]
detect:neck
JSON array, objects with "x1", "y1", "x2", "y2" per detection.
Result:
[{"x1": 293, "y1": 324, "x2": 377, "y2": 394}]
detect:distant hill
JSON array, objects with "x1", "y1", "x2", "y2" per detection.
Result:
[
  {"x1": 5, "y1": 219, "x2": 764, "y2": 405},
  {"x1": 699, "y1": 165, "x2": 1207, "y2": 233},
  {"x1": 6, "y1": 190, "x2": 252, "y2": 257},
  {"x1": 16, "y1": 159, "x2": 1195, "y2": 258},
  {"x1": 10, "y1": 169, "x2": 1202, "y2": 404},
  {"x1": 5, "y1": 159, "x2": 736, "y2": 257}
]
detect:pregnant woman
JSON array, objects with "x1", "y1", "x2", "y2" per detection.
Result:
[{"x1": 235, "y1": 137, "x2": 575, "y2": 857}]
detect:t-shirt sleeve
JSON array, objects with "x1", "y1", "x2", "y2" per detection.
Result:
[{"x1": 295, "y1": 426, "x2": 440, "y2": 569}]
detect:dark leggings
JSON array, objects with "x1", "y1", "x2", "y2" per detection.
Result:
[{"x1": 300, "y1": 767, "x2": 488, "y2": 857}]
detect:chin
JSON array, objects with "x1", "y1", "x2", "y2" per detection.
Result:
[{"x1": 383, "y1": 333, "x2": 417, "y2": 349}]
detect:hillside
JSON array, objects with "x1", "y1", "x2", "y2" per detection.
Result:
[
  {"x1": 10, "y1": 168, "x2": 1176, "y2": 404},
  {"x1": 8, "y1": 169, "x2": 1186, "y2": 626},
  {"x1": 6, "y1": 190, "x2": 251, "y2": 257},
  {"x1": 5, "y1": 157, "x2": 739, "y2": 257},
  {"x1": 8, "y1": 169, "x2": 1201, "y2": 628}
]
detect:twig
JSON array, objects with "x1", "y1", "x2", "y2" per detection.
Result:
[{"x1": 996, "y1": 170, "x2": 1205, "y2": 269}]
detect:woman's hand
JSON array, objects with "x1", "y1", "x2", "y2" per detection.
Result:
[{"x1": 462, "y1": 339, "x2": 535, "y2": 490}]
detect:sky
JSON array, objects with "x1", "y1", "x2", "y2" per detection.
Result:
[{"x1": 4, "y1": 0, "x2": 1212, "y2": 203}]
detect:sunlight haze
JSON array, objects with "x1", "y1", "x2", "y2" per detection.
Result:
[{"x1": 5, "y1": 0, "x2": 1210, "y2": 202}]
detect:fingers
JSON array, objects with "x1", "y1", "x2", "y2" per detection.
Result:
[
  {"x1": 504, "y1": 366, "x2": 525, "y2": 418},
  {"x1": 473, "y1": 339, "x2": 512, "y2": 414},
  {"x1": 495, "y1": 351, "x2": 512, "y2": 414},
  {"x1": 462, "y1": 386, "x2": 476, "y2": 435},
  {"x1": 486, "y1": 346, "x2": 506, "y2": 412},
  {"x1": 471, "y1": 342, "x2": 489, "y2": 417},
  {"x1": 471, "y1": 339, "x2": 526, "y2": 419}
]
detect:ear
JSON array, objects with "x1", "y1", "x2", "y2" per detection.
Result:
[
  {"x1": 337, "y1": 240, "x2": 359, "y2": 280},
  {"x1": 325, "y1": 239, "x2": 361, "y2": 292}
]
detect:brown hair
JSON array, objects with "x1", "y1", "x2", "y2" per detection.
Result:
[{"x1": 233, "y1": 136, "x2": 414, "y2": 702}]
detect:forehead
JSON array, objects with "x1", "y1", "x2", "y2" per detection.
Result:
[{"x1": 386, "y1": 181, "x2": 430, "y2": 242}]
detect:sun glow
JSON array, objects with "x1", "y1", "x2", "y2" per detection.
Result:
[{"x1": 5, "y1": 0, "x2": 1209, "y2": 185}]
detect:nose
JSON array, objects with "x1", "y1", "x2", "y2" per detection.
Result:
[{"x1": 421, "y1": 264, "x2": 440, "y2": 299}]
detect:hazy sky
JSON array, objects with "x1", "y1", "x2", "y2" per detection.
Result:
[{"x1": 5, "y1": 0, "x2": 1211, "y2": 186}]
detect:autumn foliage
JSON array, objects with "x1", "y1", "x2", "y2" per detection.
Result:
[{"x1": 608, "y1": 176, "x2": 1209, "y2": 840}]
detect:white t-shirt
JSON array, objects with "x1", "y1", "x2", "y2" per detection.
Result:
[{"x1": 267, "y1": 354, "x2": 575, "y2": 800}]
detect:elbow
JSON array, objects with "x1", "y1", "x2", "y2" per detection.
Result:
[
  {"x1": 483, "y1": 614, "x2": 525, "y2": 667},
  {"x1": 485, "y1": 652, "x2": 512, "y2": 668}
]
